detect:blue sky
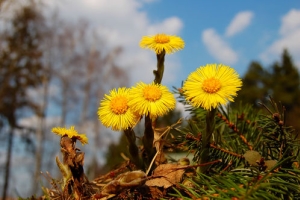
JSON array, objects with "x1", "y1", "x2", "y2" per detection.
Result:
[
  {"x1": 47, "y1": 0, "x2": 300, "y2": 90},
  {"x1": 141, "y1": 1, "x2": 300, "y2": 87}
]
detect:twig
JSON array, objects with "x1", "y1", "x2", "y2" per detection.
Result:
[
  {"x1": 217, "y1": 112, "x2": 253, "y2": 150},
  {"x1": 146, "y1": 119, "x2": 182, "y2": 175},
  {"x1": 210, "y1": 143, "x2": 244, "y2": 158}
]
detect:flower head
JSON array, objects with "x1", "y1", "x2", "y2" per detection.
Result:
[
  {"x1": 183, "y1": 64, "x2": 242, "y2": 110},
  {"x1": 140, "y1": 33, "x2": 184, "y2": 54},
  {"x1": 129, "y1": 82, "x2": 176, "y2": 118},
  {"x1": 52, "y1": 126, "x2": 88, "y2": 145},
  {"x1": 98, "y1": 87, "x2": 140, "y2": 131}
]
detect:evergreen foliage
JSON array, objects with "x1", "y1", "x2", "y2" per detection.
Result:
[
  {"x1": 234, "y1": 49, "x2": 300, "y2": 132},
  {"x1": 270, "y1": 50, "x2": 300, "y2": 109},
  {"x1": 171, "y1": 94, "x2": 300, "y2": 199}
]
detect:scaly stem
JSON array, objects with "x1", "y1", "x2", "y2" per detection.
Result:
[
  {"x1": 143, "y1": 115, "x2": 155, "y2": 168},
  {"x1": 198, "y1": 108, "x2": 217, "y2": 173},
  {"x1": 124, "y1": 128, "x2": 143, "y2": 169},
  {"x1": 142, "y1": 50, "x2": 166, "y2": 170},
  {"x1": 153, "y1": 50, "x2": 165, "y2": 84}
]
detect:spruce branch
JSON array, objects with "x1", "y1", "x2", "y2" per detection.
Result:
[
  {"x1": 210, "y1": 143, "x2": 244, "y2": 159},
  {"x1": 217, "y1": 111, "x2": 253, "y2": 150}
]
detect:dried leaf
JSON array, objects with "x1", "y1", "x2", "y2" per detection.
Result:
[
  {"x1": 146, "y1": 163, "x2": 185, "y2": 188},
  {"x1": 146, "y1": 177, "x2": 173, "y2": 188}
]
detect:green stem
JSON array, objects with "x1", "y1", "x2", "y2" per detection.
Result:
[
  {"x1": 142, "y1": 50, "x2": 166, "y2": 170},
  {"x1": 154, "y1": 50, "x2": 165, "y2": 84},
  {"x1": 124, "y1": 129, "x2": 143, "y2": 169},
  {"x1": 143, "y1": 115, "x2": 155, "y2": 167},
  {"x1": 198, "y1": 108, "x2": 217, "y2": 173}
]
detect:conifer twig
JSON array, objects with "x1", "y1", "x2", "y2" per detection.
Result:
[
  {"x1": 218, "y1": 112, "x2": 253, "y2": 150},
  {"x1": 210, "y1": 143, "x2": 244, "y2": 158}
]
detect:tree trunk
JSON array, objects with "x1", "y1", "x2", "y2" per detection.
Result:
[
  {"x1": 61, "y1": 79, "x2": 67, "y2": 126},
  {"x1": 2, "y1": 126, "x2": 14, "y2": 200},
  {"x1": 32, "y1": 75, "x2": 49, "y2": 194},
  {"x1": 80, "y1": 80, "x2": 91, "y2": 124}
]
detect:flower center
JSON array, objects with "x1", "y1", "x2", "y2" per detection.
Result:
[
  {"x1": 154, "y1": 34, "x2": 170, "y2": 44},
  {"x1": 202, "y1": 78, "x2": 221, "y2": 93},
  {"x1": 143, "y1": 85, "x2": 162, "y2": 101},
  {"x1": 110, "y1": 96, "x2": 128, "y2": 115}
]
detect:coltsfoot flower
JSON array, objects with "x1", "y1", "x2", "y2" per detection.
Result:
[
  {"x1": 129, "y1": 82, "x2": 176, "y2": 118},
  {"x1": 52, "y1": 126, "x2": 88, "y2": 145},
  {"x1": 183, "y1": 64, "x2": 242, "y2": 110},
  {"x1": 98, "y1": 87, "x2": 140, "y2": 131},
  {"x1": 140, "y1": 33, "x2": 184, "y2": 54}
]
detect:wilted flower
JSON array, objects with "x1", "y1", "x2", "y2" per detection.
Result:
[{"x1": 52, "y1": 126, "x2": 88, "y2": 145}]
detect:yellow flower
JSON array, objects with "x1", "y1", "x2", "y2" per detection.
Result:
[
  {"x1": 129, "y1": 82, "x2": 176, "y2": 118},
  {"x1": 140, "y1": 33, "x2": 184, "y2": 54},
  {"x1": 52, "y1": 126, "x2": 88, "y2": 145},
  {"x1": 98, "y1": 87, "x2": 140, "y2": 131},
  {"x1": 183, "y1": 64, "x2": 242, "y2": 110}
]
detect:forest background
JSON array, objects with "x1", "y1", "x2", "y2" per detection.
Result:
[{"x1": 0, "y1": 0, "x2": 299, "y2": 199}]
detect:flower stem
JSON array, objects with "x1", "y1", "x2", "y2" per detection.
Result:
[
  {"x1": 154, "y1": 50, "x2": 165, "y2": 84},
  {"x1": 143, "y1": 115, "x2": 155, "y2": 167},
  {"x1": 142, "y1": 50, "x2": 166, "y2": 170},
  {"x1": 198, "y1": 108, "x2": 217, "y2": 173},
  {"x1": 124, "y1": 129, "x2": 143, "y2": 169}
]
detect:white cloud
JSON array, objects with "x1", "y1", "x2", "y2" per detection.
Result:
[
  {"x1": 45, "y1": 0, "x2": 183, "y2": 85},
  {"x1": 18, "y1": 115, "x2": 61, "y2": 131},
  {"x1": 280, "y1": 9, "x2": 300, "y2": 36},
  {"x1": 202, "y1": 28, "x2": 238, "y2": 65},
  {"x1": 147, "y1": 17, "x2": 183, "y2": 35},
  {"x1": 225, "y1": 11, "x2": 254, "y2": 37},
  {"x1": 175, "y1": 101, "x2": 191, "y2": 119},
  {"x1": 260, "y1": 9, "x2": 300, "y2": 68}
]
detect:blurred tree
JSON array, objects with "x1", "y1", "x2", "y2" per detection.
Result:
[
  {"x1": 0, "y1": 4, "x2": 45, "y2": 199},
  {"x1": 234, "y1": 61, "x2": 269, "y2": 107},
  {"x1": 0, "y1": 1, "x2": 130, "y2": 197},
  {"x1": 270, "y1": 49, "x2": 300, "y2": 110},
  {"x1": 43, "y1": 17, "x2": 130, "y2": 181},
  {"x1": 270, "y1": 50, "x2": 300, "y2": 131},
  {"x1": 0, "y1": 0, "x2": 11, "y2": 13},
  {"x1": 97, "y1": 133, "x2": 129, "y2": 175},
  {"x1": 233, "y1": 49, "x2": 300, "y2": 132},
  {"x1": 156, "y1": 109, "x2": 182, "y2": 128}
]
